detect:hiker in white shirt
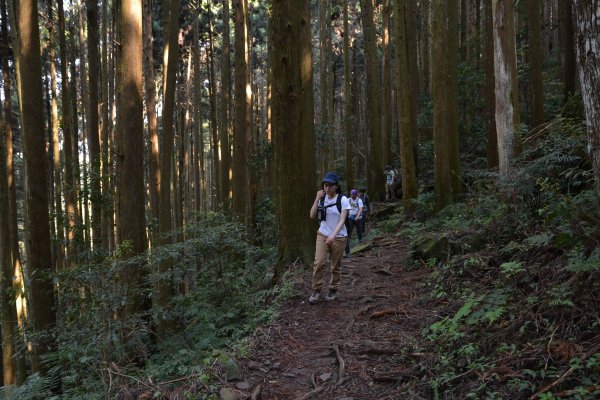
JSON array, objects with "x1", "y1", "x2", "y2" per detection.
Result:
[{"x1": 308, "y1": 172, "x2": 351, "y2": 303}]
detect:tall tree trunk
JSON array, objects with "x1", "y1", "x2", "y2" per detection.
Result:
[
  {"x1": 207, "y1": 3, "x2": 220, "y2": 210},
  {"x1": 271, "y1": 0, "x2": 316, "y2": 269},
  {"x1": 319, "y1": 0, "x2": 331, "y2": 174},
  {"x1": 381, "y1": 0, "x2": 392, "y2": 168},
  {"x1": 361, "y1": 0, "x2": 384, "y2": 201},
  {"x1": 76, "y1": 0, "x2": 92, "y2": 252},
  {"x1": 157, "y1": 0, "x2": 180, "y2": 335},
  {"x1": 233, "y1": 0, "x2": 250, "y2": 219},
  {"x1": 101, "y1": 0, "x2": 112, "y2": 251},
  {"x1": 558, "y1": 0, "x2": 577, "y2": 103},
  {"x1": 1, "y1": 0, "x2": 25, "y2": 384},
  {"x1": 419, "y1": 0, "x2": 431, "y2": 96},
  {"x1": 406, "y1": 0, "x2": 421, "y2": 172},
  {"x1": 143, "y1": 0, "x2": 160, "y2": 235},
  {"x1": 447, "y1": 0, "x2": 461, "y2": 196},
  {"x1": 68, "y1": 31, "x2": 84, "y2": 254},
  {"x1": 484, "y1": 0, "x2": 498, "y2": 168},
  {"x1": 343, "y1": 0, "x2": 354, "y2": 190},
  {"x1": 87, "y1": 0, "x2": 102, "y2": 248},
  {"x1": 432, "y1": 0, "x2": 451, "y2": 209},
  {"x1": 219, "y1": 0, "x2": 232, "y2": 209},
  {"x1": 194, "y1": 22, "x2": 204, "y2": 212},
  {"x1": 528, "y1": 0, "x2": 544, "y2": 128},
  {"x1": 394, "y1": 0, "x2": 418, "y2": 211},
  {"x1": 493, "y1": 0, "x2": 521, "y2": 182},
  {"x1": 48, "y1": 0, "x2": 65, "y2": 271},
  {"x1": 14, "y1": 0, "x2": 59, "y2": 383},
  {"x1": 118, "y1": 0, "x2": 149, "y2": 315},
  {"x1": 245, "y1": 0, "x2": 256, "y2": 230},
  {"x1": 0, "y1": 101, "x2": 18, "y2": 394},
  {"x1": 573, "y1": 0, "x2": 600, "y2": 200},
  {"x1": 56, "y1": 0, "x2": 77, "y2": 263}
]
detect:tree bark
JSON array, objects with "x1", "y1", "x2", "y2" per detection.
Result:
[
  {"x1": 432, "y1": 0, "x2": 451, "y2": 209},
  {"x1": 87, "y1": 0, "x2": 102, "y2": 248},
  {"x1": 319, "y1": 0, "x2": 331, "y2": 174},
  {"x1": 194, "y1": 22, "x2": 205, "y2": 212},
  {"x1": 1, "y1": 0, "x2": 25, "y2": 384},
  {"x1": 559, "y1": 0, "x2": 577, "y2": 102},
  {"x1": 48, "y1": 0, "x2": 65, "y2": 271},
  {"x1": 207, "y1": 3, "x2": 220, "y2": 210},
  {"x1": 343, "y1": 0, "x2": 354, "y2": 190},
  {"x1": 361, "y1": 0, "x2": 384, "y2": 201},
  {"x1": 143, "y1": 0, "x2": 160, "y2": 234},
  {"x1": 528, "y1": 0, "x2": 544, "y2": 128},
  {"x1": 117, "y1": 0, "x2": 149, "y2": 315},
  {"x1": 394, "y1": 0, "x2": 418, "y2": 211},
  {"x1": 219, "y1": 0, "x2": 232, "y2": 209},
  {"x1": 406, "y1": 0, "x2": 421, "y2": 171},
  {"x1": 100, "y1": 0, "x2": 112, "y2": 251},
  {"x1": 573, "y1": 0, "x2": 600, "y2": 200},
  {"x1": 419, "y1": 0, "x2": 431, "y2": 95},
  {"x1": 0, "y1": 100, "x2": 17, "y2": 393},
  {"x1": 381, "y1": 0, "x2": 392, "y2": 168},
  {"x1": 14, "y1": 0, "x2": 59, "y2": 383},
  {"x1": 233, "y1": 0, "x2": 251, "y2": 219},
  {"x1": 447, "y1": 0, "x2": 461, "y2": 196},
  {"x1": 157, "y1": 0, "x2": 180, "y2": 335},
  {"x1": 484, "y1": 0, "x2": 498, "y2": 168},
  {"x1": 270, "y1": 0, "x2": 316, "y2": 269},
  {"x1": 493, "y1": 0, "x2": 521, "y2": 182}
]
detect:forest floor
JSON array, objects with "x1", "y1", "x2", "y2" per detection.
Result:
[{"x1": 216, "y1": 219, "x2": 436, "y2": 400}]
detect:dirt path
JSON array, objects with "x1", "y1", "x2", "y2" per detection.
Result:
[{"x1": 220, "y1": 233, "x2": 433, "y2": 399}]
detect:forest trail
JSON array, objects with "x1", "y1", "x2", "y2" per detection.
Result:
[{"x1": 219, "y1": 223, "x2": 432, "y2": 400}]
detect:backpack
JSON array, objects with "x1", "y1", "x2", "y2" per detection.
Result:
[
  {"x1": 361, "y1": 194, "x2": 370, "y2": 212},
  {"x1": 317, "y1": 195, "x2": 342, "y2": 222}
]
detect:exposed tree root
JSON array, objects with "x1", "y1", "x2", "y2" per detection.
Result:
[
  {"x1": 333, "y1": 343, "x2": 345, "y2": 384},
  {"x1": 293, "y1": 373, "x2": 325, "y2": 400},
  {"x1": 369, "y1": 309, "x2": 397, "y2": 319},
  {"x1": 251, "y1": 384, "x2": 261, "y2": 400}
]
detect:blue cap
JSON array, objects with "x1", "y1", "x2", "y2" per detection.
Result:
[
  {"x1": 350, "y1": 189, "x2": 359, "y2": 195},
  {"x1": 322, "y1": 172, "x2": 339, "y2": 185}
]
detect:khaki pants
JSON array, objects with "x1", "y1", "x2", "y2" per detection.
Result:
[
  {"x1": 312, "y1": 232, "x2": 346, "y2": 290},
  {"x1": 385, "y1": 183, "x2": 395, "y2": 201}
]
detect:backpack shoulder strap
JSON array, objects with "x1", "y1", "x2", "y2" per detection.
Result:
[{"x1": 336, "y1": 195, "x2": 342, "y2": 213}]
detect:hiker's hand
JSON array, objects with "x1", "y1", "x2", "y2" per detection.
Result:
[
  {"x1": 326, "y1": 235, "x2": 335, "y2": 245},
  {"x1": 316, "y1": 190, "x2": 325, "y2": 201}
]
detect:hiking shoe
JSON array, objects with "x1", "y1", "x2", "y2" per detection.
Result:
[
  {"x1": 308, "y1": 291, "x2": 321, "y2": 304},
  {"x1": 325, "y1": 290, "x2": 337, "y2": 302}
]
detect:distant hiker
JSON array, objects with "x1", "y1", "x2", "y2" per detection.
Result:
[
  {"x1": 358, "y1": 188, "x2": 370, "y2": 236},
  {"x1": 308, "y1": 172, "x2": 351, "y2": 303},
  {"x1": 384, "y1": 165, "x2": 397, "y2": 201},
  {"x1": 345, "y1": 189, "x2": 364, "y2": 257}
]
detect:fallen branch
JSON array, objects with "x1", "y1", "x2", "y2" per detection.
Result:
[
  {"x1": 369, "y1": 309, "x2": 397, "y2": 319},
  {"x1": 333, "y1": 344, "x2": 346, "y2": 385},
  {"x1": 373, "y1": 373, "x2": 404, "y2": 382},
  {"x1": 356, "y1": 347, "x2": 399, "y2": 355},
  {"x1": 553, "y1": 385, "x2": 600, "y2": 398},
  {"x1": 529, "y1": 341, "x2": 600, "y2": 400},
  {"x1": 251, "y1": 385, "x2": 262, "y2": 400}
]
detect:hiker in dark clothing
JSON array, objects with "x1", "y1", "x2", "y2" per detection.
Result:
[
  {"x1": 358, "y1": 188, "x2": 370, "y2": 237},
  {"x1": 345, "y1": 189, "x2": 364, "y2": 257}
]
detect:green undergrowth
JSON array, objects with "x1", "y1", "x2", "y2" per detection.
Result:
[
  {"x1": 388, "y1": 119, "x2": 600, "y2": 399},
  {"x1": 5, "y1": 212, "x2": 297, "y2": 400}
]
